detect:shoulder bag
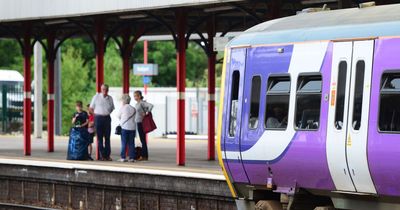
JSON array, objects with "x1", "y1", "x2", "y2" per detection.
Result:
[
  {"x1": 115, "y1": 110, "x2": 134, "y2": 135},
  {"x1": 141, "y1": 102, "x2": 157, "y2": 134}
]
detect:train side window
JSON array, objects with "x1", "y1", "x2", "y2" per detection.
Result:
[
  {"x1": 379, "y1": 72, "x2": 400, "y2": 132},
  {"x1": 352, "y1": 61, "x2": 365, "y2": 130},
  {"x1": 229, "y1": 71, "x2": 240, "y2": 137},
  {"x1": 265, "y1": 76, "x2": 290, "y2": 130},
  {"x1": 295, "y1": 74, "x2": 322, "y2": 130},
  {"x1": 334, "y1": 61, "x2": 347, "y2": 130},
  {"x1": 249, "y1": 76, "x2": 261, "y2": 129}
]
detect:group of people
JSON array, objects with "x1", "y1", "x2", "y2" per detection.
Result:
[{"x1": 69, "y1": 84, "x2": 153, "y2": 162}]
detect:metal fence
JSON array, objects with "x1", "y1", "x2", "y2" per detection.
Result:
[
  {"x1": 109, "y1": 87, "x2": 220, "y2": 137},
  {"x1": 0, "y1": 83, "x2": 24, "y2": 133}
]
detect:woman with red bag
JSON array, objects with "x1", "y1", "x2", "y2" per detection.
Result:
[{"x1": 133, "y1": 90, "x2": 154, "y2": 161}]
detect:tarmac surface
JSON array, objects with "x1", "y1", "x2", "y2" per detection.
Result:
[{"x1": 0, "y1": 135, "x2": 222, "y2": 175}]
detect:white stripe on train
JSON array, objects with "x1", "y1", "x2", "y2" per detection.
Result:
[{"x1": 225, "y1": 41, "x2": 329, "y2": 161}]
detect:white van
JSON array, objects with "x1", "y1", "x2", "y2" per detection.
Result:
[{"x1": 0, "y1": 70, "x2": 25, "y2": 118}]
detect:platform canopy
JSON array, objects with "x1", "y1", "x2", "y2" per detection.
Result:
[{"x1": 0, "y1": 0, "x2": 393, "y2": 41}]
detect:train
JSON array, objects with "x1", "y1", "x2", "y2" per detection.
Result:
[{"x1": 217, "y1": 3, "x2": 400, "y2": 210}]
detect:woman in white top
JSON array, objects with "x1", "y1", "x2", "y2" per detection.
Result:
[
  {"x1": 134, "y1": 90, "x2": 154, "y2": 161},
  {"x1": 117, "y1": 94, "x2": 136, "y2": 162}
]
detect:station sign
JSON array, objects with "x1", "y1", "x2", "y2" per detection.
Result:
[
  {"x1": 142, "y1": 76, "x2": 151, "y2": 85},
  {"x1": 133, "y1": 64, "x2": 158, "y2": 76}
]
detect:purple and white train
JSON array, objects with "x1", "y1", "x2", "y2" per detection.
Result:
[{"x1": 217, "y1": 3, "x2": 400, "y2": 210}]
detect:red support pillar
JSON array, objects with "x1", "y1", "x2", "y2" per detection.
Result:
[
  {"x1": 122, "y1": 29, "x2": 131, "y2": 94},
  {"x1": 143, "y1": 40, "x2": 149, "y2": 144},
  {"x1": 47, "y1": 33, "x2": 56, "y2": 152},
  {"x1": 176, "y1": 10, "x2": 187, "y2": 166},
  {"x1": 144, "y1": 40, "x2": 148, "y2": 64},
  {"x1": 95, "y1": 19, "x2": 105, "y2": 160},
  {"x1": 95, "y1": 19, "x2": 105, "y2": 93},
  {"x1": 122, "y1": 54, "x2": 130, "y2": 94},
  {"x1": 23, "y1": 28, "x2": 32, "y2": 156},
  {"x1": 121, "y1": 27, "x2": 144, "y2": 95},
  {"x1": 207, "y1": 19, "x2": 216, "y2": 160},
  {"x1": 143, "y1": 40, "x2": 148, "y2": 95}
]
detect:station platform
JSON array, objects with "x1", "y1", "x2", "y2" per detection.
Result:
[
  {"x1": 0, "y1": 135, "x2": 235, "y2": 210},
  {"x1": 0, "y1": 135, "x2": 221, "y2": 174}
]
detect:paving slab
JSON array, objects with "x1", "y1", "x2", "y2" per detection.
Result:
[{"x1": 0, "y1": 135, "x2": 222, "y2": 175}]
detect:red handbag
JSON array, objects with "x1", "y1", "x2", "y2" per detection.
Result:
[{"x1": 142, "y1": 112, "x2": 157, "y2": 134}]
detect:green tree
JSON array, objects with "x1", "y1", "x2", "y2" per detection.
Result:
[
  {"x1": 104, "y1": 40, "x2": 122, "y2": 86},
  {"x1": 104, "y1": 40, "x2": 143, "y2": 87},
  {"x1": 185, "y1": 42, "x2": 207, "y2": 87},
  {"x1": 0, "y1": 39, "x2": 23, "y2": 72},
  {"x1": 60, "y1": 46, "x2": 95, "y2": 134},
  {"x1": 0, "y1": 38, "x2": 224, "y2": 135},
  {"x1": 147, "y1": 41, "x2": 177, "y2": 87},
  {"x1": 63, "y1": 38, "x2": 96, "y2": 84}
]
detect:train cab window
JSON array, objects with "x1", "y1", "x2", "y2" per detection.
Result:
[
  {"x1": 249, "y1": 76, "x2": 261, "y2": 129},
  {"x1": 335, "y1": 61, "x2": 347, "y2": 130},
  {"x1": 229, "y1": 71, "x2": 240, "y2": 137},
  {"x1": 295, "y1": 74, "x2": 322, "y2": 130},
  {"x1": 379, "y1": 72, "x2": 400, "y2": 132},
  {"x1": 265, "y1": 76, "x2": 290, "y2": 130},
  {"x1": 352, "y1": 61, "x2": 365, "y2": 130}
]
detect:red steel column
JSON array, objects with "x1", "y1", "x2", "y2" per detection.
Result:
[
  {"x1": 143, "y1": 40, "x2": 149, "y2": 144},
  {"x1": 144, "y1": 40, "x2": 148, "y2": 64},
  {"x1": 176, "y1": 10, "x2": 187, "y2": 166},
  {"x1": 47, "y1": 33, "x2": 55, "y2": 152},
  {"x1": 122, "y1": 55, "x2": 130, "y2": 94},
  {"x1": 95, "y1": 19, "x2": 105, "y2": 93},
  {"x1": 207, "y1": 55, "x2": 216, "y2": 160},
  {"x1": 143, "y1": 40, "x2": 148, "y2": 95},
  {"x1": 207, "y1": 19, "x2": 216, "y2": 160},
  {"x1": 23, "y1": 29, "x2": 32, "y2": 156},
  {"x1": 95, "y1": 19, "x2": 105, "y2": 160},
  {"x1": 122, "y1": 29, "x2": 130, "y2": 94}
]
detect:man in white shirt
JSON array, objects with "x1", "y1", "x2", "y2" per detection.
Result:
[{"x1": 90, "y1": 84, "x2": 115, "y2": 161}]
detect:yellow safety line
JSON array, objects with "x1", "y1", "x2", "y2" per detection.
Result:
[{"x1": 217, "y1": 48, "x2": 237, "y2": 198}]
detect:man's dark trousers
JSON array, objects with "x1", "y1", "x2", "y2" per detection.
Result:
[{"x1": 95, "y1": 115, "x2": 111, "y2": 159}]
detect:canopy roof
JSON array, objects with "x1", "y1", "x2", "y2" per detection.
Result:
[{"x1": 229, "y1": 3, "x2": 400, "y2": 47}]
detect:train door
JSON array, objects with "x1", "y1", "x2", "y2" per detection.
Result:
[
  {"x1": 223, "y1": 47, "x2": 249, "y2": 183},
  {"x1": 327, "y1": 40, "x2": 376, "y2": 193}
]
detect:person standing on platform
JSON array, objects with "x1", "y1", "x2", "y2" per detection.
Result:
[
  {"x1": 117, "y1": 94, "x2": 136, "y2": 162},
  {"x1": 133, "y1": 90, "x2": 153, "y2": 161},
  {"x1": 90, "y1": 84, "x2": 115, "y2": 161},
  {"x1": 72, "y1": 101, "x2": 88, "y2": 129},
  {"x1": 67, "y1": 101, "x2": 89, "y2": 160},
  {"x1": 87, "y1": 104, "x2": 95, "y2": 161}
]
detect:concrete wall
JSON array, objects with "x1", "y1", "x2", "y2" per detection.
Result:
[
  {"x1": 0, "y1": 162, "x2": 235, "y2": 210},
  {"x1": 108, "y1": 87, "x2": 220, "y2": 137}
]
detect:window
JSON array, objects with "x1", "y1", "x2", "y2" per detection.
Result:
[
  {"x1": 249, "y1": 76, "x2": 261, "y2": 129},
  {"x1": 334, "y1": 61, "x2": 347, "y2": 130},
  {"x1": 265, "y1": 75, "x2": 290, "y2": 130},
  {"x1": 295, "y1": 74, "x2": 322, "y2": 130},
  {"x1": 379, "y1": 72, "x2": 400, "y2": 132},
  {"x1": 229, "y1": 71, "x2": 240, "y2": 136},
  {"x1": 352, "y1": 61, "x2": 365, "y2": 130}
]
